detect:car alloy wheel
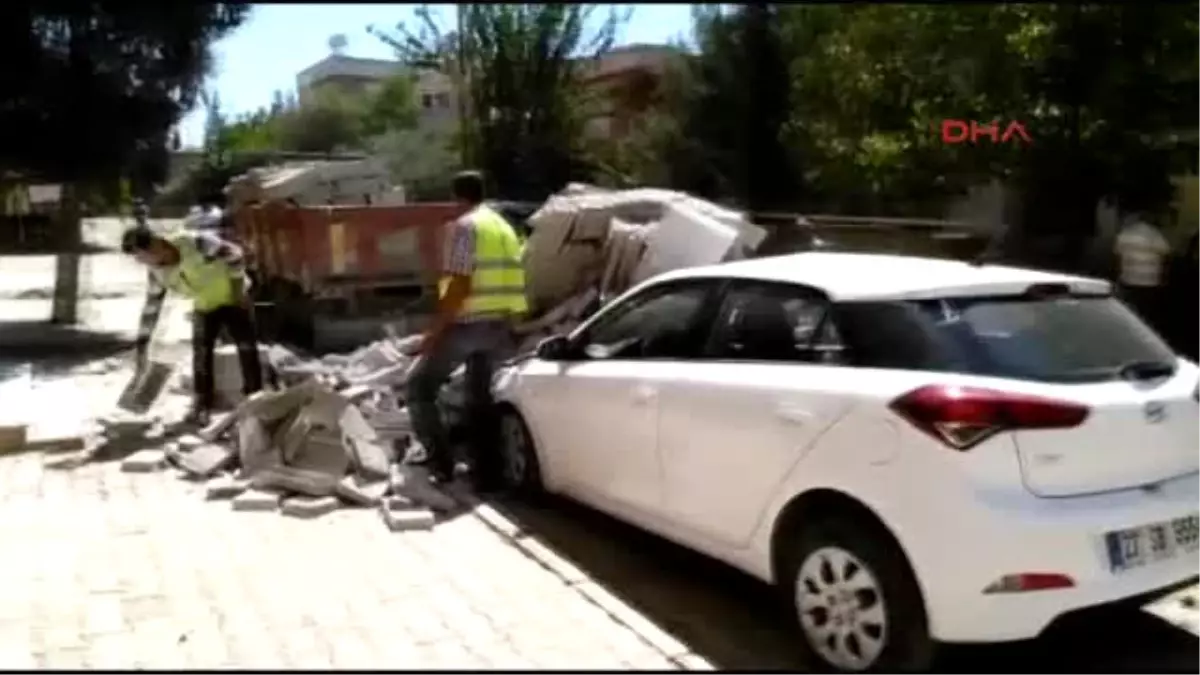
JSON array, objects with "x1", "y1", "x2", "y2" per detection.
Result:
[
  {"x1": 498, "y1": 412, "x2": 532, "y2": 488},
  {"x1": 795, "y1": 545, "x2": 889, "y2": 672}
]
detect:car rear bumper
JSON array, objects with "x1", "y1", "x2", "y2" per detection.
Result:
[{"x1": 897, "y1": 471, "x2": 1200, "y2": 643}]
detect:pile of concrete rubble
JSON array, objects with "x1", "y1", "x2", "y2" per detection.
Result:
[
  {"x1": 513, "y1": 184, "x2": 767, "y2": 352},
  {"x1": 116, "y1": 185, "x2": 767, "y2": 530},
  {"x1": 121, "y1": 335, "x2": 461, "y2": 531}
]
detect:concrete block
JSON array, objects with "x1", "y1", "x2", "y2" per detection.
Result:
[
  {"x1": 177, "y1": 434, "x2": 205, "y2": 450},
  {"x1": 204, "y1": 474, "x2": 250, "y2": 500},
  {"x1": 178, "y1": 443, "x2": 236, "y2": 478},
  {"x1": 236, "y1": 417, "x2": 280, "y2": 475},
  {"x1": 380, "y1": 505, "x2": 436, "y2": 532},
  {"x1": 380, "y1": 495, "x2": 418, "y2": 511},
  {"x1": 251, "y1": 466, "x2": 339, "y2": 497},
  {"x1": 98, "y1": 416, "x2": 155, "y2": 439},
  {"x1": 281, "y1": 495, "x2": 341, "y2": 519},
  {"x1": 115, "y1": 361, "x2": 173, "y2": 414},
  {"x1": 345, "y1": 437, "x2": 391, "y2": 480},
  {"x1": 335, "y1": 475, "x2": 389, "y2": 506},
  {"x1": 291, "y1": 431, "x2": 351, "y2": 477},
  {"x1": 338, "y1": 403, "x2": 379, "y2": 443},
  {"x1": 336, "y1": 384, "x2": 375, "y2": 403},
  {"x1": 120, "y1": 449, "x2": 168, "y2": 473},
  {"x1": 240, "y1": 380, "x2": 319, "y2": 423},
  {"x1": 231, "y1": 488, "x2": 282, "y2": 512},
  {"x1": 388, "y1": 465, "x2": 458, "y2": 512},
  {"x1": 197, "y1": 411, "x2": 238, "y2": 442},
  {"x1": 0, "y1": 425, "x2": 27, "y2": 455}
]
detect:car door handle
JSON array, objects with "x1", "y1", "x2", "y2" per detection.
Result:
[
  {"x1": 775, "y1": 404, "x2": 812, "y2": 424},
  {"x1": 632, "y1": 385, "x2": 658, "y2": 405}
]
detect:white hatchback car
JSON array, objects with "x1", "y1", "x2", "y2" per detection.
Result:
[{"x1": 491, "y1": 252, "x2": 1199, "y2": 672}]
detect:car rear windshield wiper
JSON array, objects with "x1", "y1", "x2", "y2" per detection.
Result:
[{"x1": 1117, "y1": 360, "x2": 1177, "y2": 381}]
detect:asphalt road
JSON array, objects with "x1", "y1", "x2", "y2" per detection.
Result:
[{"x1": 489, "y1": 493, "x2": 1199, "y2": 672}]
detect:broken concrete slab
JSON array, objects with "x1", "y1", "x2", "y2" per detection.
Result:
[
  {"x1": 239, "y1": 380, "x2": 320, "y2": 424},
  {"x1": 281, "y1": 495, "x2": 341, "y2": 519},
  {"x1": 115, "y1": 361, "x2": 174, "y2": 414},
  {"x1": 119, "y1": 449, "x2": 168, "y2": 473},
  {"x1": 380, "y1": 495, "x2": 418, "y2": 511},
  {"x1": 204, "y1": 474, "x2": 251, "y2": 500},
  {"x1": 380, "y1": 505, "x2": 436, "y2": 532},
  {"x1": 290, "y1": 431, "x2": 351, "y2": 477},
  {"x1": 345, "y1": 437, "x2": 391, "y2": 481},
  {"x1": 98, "y1": 416, "x2": 155, "y2": 439},
  {"x1": 251, "y1": 465, "x2": 339, "y2": 497},
  {"x1": 236, "y1": 416, "x2": 280, "y2": 476},
  {"x1": 178, "y1": 443, "x2": 236, "y2": 478},
  {"x1": 335, "y1": 475, "x2": 389, "y2": 507},
  {"x1": 177, "y1": 434, "x2": 205, "y2": 450},
  {"x1": 197, "y1": 411, "x2": 238, "y2": 442},
  {"x1": 337, "y1": 402, "x2": 379, "y2": 444},
  {"x1": 231, "y1": 489, "x2": 282, "y2": 512}
]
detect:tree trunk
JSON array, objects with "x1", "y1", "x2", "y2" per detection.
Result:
[{"x1": 49, "y1": 183, "x2": 82, "y2": 325}]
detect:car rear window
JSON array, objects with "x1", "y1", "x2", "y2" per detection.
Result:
[{"x1": 833, "y1": 294, "x2": 1178, "y2": 383}]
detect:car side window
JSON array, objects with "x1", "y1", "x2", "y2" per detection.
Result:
[
  {"x1": 702, "y1": 282, "x2": 844, "y2": 364},
  {"x1": 578, "y1": 282, "x2": 712, "y2": 360}
]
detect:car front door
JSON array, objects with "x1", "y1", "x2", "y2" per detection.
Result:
[
  {"x1": 657, "y1": 280, "x2": 856, "y2": 549},
  {"x1": 549, "y1": 279, "x2": 719, "y2": 516}
]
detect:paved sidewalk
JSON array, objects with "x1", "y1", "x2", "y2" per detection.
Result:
[
  {"x1": 0, "y1": 354, "x2": 703, "y2": 670},
  {"x1": 0, "y1": 448, "x2": 688, "y2": 669}
]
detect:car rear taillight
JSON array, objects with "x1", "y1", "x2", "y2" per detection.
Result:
[{"x1": 889, "y1": 384, "x2": 1090, "y2": 451}]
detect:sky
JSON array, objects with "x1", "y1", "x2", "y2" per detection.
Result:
[{"x1": 179, "y1": 3, "x2": 695, "y2": 148}]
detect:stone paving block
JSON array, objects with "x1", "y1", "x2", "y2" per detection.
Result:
[
  {"x1": 236, "y1": 417, "x2": 279, "y2": 475},
  {"x1": 380, "y1": 504, "x2": 436, "y2": 532},
  {"x1": 251, "y1": 465, "x2": 339, "y2": 497},
  {"x1": 204, "y1": 474, "x2": 251, "y2": 500},
  {"x1": 98, "y1": 416, "x2": 155, "y2": 439},
  {"x1": 197, "y1": 411, "x2": 238, "y2": 442},
  {"x1": 177, "y1": 434, "x2": 205, "y2": 450},
  {"x1": 335, "y1": 474, "x2": 389, "y2": 506},
  {"x1": 231, "y1": 488, "x2": 282, "y2": 512},
  {"x1": 177, "y1": 443, "x2": 236, "y2": 478},
  {"x1": 281, "y1": 495, "x2": 341, "y2": 519},
  {"x1": 390, "y1": 464, "x2": 458, "y2": 512},
  {"x1": 120, "y1": 449, "x2": 168, "y2": 473}
]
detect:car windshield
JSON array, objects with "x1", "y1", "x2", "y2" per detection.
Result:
[{"x1": 834, "y1": 294, "x2": 1178, "y2": 384}]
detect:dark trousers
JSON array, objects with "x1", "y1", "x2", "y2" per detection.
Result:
[
  {"x1": 193, "y1": 304, "x2": 264, "y2": 410},
  {"x1": 406, "y1": 320, "x2": 512, "y2": 478}
]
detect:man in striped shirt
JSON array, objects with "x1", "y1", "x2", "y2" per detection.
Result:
[{"x1": 122, "y1": 227, "x2": 264, "y2": 425}]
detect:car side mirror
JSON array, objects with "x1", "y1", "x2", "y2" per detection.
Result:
[{"x1": 535, "y1": 334, "x2": 574, "y2": 361}]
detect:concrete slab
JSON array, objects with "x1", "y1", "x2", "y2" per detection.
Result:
[
  {"x1": 198, "y1": 411, "x2": 238, "y2": 442},
  {"x1": 380, "y1": 505, "x2": 436, "y2": 532},
  {"x1": 119, "y1": 449, "x2": 168, "y2": 473},
  {"x1": 231, "y1": 488, "x2": 282, "y2": 512},
  {"x1": 251, "y1": 466, "x2": 339, "y2": 497},
  {"x1": 335, "y1": 474, "x2": 389, "y2": 506},
  {"x1": 281, "y1": 495, "x2": 341, "y2": 519},
  {"x1": 177, "y1": 443, "x2": 236, "y2": 478},
  {"x1": 236, "y1": 417, "x2": 280, "y2": 475},
  {"x1": 204, "y1": 474, "x2": 251, "y2": 500}
]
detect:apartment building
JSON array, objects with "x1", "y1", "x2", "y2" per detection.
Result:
[
  {"x1": 295, "y1": 55, "x2": 457, "y2": 128},
  {"x1": 294, "y1": 44, "x2": 678, "y2": 141}
]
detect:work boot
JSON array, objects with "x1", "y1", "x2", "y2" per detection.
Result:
[{"x1": 183, "y1": 405, "x2": 211, "y2": 428}]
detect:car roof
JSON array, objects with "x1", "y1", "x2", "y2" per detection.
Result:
[{"x1": 652, "y1": 252, "x2": 1112, "y2": 301}]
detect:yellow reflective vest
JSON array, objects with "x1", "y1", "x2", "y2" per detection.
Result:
[
  {"x1": 159, "y1": 234, "x2": 239, "y2": 312},
  {"x1": 439, "y1": 206, "x2": 528, "y2": 319}
]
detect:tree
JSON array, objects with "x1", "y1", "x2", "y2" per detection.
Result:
[
  {"x1": 0, "y1": 4, "x2": 250, "y2": 321},
  {"x1": 371, "y1": 4, "x2": 628, "y2": 200}
]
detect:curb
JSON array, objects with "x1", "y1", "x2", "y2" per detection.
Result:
[{"x1": 451, "y1": 488, "x2": 716, "y2": 671}]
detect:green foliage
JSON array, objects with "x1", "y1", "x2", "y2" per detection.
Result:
[
  {"x1": 372, "y1": 4, "x2": 628, "y2": 200},
  {"x1": 0, "y1": 4, "x2": 250, "y2": 199}
]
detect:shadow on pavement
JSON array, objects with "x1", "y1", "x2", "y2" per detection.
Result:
[
  {"x1": 488, "y1": 494, "x2": 1198, "y2": 673},
  {"x1": 0, "y1": 321, "x2": 131, "y2": 363}
]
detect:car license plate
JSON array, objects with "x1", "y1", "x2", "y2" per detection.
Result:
[{"x1": 1106, "y1": 514, "x2": 1200, "y2": 573}]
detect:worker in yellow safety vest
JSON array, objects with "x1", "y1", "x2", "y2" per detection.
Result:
[
  {"x1": 121, "y1": 226, "x2": 264, "y2": 426},
  {"x1": 408, "y1": 170, "x2": 527, "y2": 484}
]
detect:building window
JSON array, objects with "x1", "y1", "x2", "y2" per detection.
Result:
[
  {"x1": 435, "y1": 92, "x2": 451, "y2": 109},
  {"x1": 422, "y1": 94, "x2": 433, "y2": 109}
]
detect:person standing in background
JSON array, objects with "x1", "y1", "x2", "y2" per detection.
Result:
[{"x1": 1114, "y1": 213, "x2": 1171, "y2": 332}]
